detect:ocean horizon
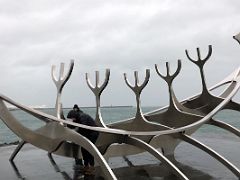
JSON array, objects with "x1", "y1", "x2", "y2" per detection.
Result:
[
  {"x1": 0, "y1": 106, "x2": 239, "y2": 179},
  {"x1": 0, "y1": 106, "x2": 239, "y2": 145}
]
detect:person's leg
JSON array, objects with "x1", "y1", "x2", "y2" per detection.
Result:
[
  {"x1": 84, "y1": 151, "x2": 95, "y2": 175},
  {"x1": 81, "y1": 147, "x2": 89, "y2": 166},
  {"x1": 72, "y1": 143, "x2": 83, "y2": 169},
  {"x1": 87, "y1": 133, "x2": 98, "y2": 167},
  {"x1": 90, "y1": 132, "x2": 99, "y2": 144},
  {"x1": 83, "y1": 149, "x2": 94, "y2": 166},
  {"x1": 72, "y1": 143, "x2": 79, "y2": 158},
  {"x1": 75, "y1": 158, "x2": 83, "y2": 165},
  {"x1": 88, "y1": 153, "x2": 94, "y2": 166},
  {"x1": 81, "y1": 146, "x2": 96, "y2": 175},
  {"x1": 81, "y1": 135, "x2": 97, "y2": 175}
]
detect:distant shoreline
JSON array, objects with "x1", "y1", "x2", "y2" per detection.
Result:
[{"x1": 9, "y1": 105, "x2": 134, "y2": 111}]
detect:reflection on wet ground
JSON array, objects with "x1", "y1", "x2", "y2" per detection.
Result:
[
  {"x1": 1, "y1": 134, "x2": 239, "y2": 180},
  {"x1": 10, "y1": 156, "x2": 213, "y2": 180}
]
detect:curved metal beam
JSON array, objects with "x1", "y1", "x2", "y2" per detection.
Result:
[
  {"x1": 179, "y1": 134, "x2": 240, "y2": 178},
  {"x1": 1, "y1": 86, "x2": 239, "y2": 136},
  {"x1": 9, "y1": 140, "x2": 26, "y2": 162},
  {"x1": 145, "y1": 67, "x2": 240, "y2": 117},
  {"x1": 233, "y1": 32, "x2": 240, "y2": 44},
  {"x1": 208, "y1": 119, "x2": 240, "y2": 138},
  {"x1": 125, "y1": 136, "x2": 189, "y2": 180},
  {"x1": 10, "y1": 160, "x2": 25, "y2": 179},
  {"x1": 224, "y1": 100, "x2": 240, "y2": 112},
  {"x1": 64, "y1": 131, "x2": 117, "y2": 180}
]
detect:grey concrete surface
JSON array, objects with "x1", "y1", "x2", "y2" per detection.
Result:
[{"x1": 0, "y1": 134, "x2": 239, "y2": 180}]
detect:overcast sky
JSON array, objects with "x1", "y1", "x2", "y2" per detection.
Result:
[{"x1": 0, "y1": 0, "x2": 240, "y2": 108}]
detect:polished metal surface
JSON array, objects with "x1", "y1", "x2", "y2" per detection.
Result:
[
  {"x1": 51, "y1": 60, "x2": 74, "y2": 119},
  {"x1": 0, "y1": 34, "x2": 240, "y2": 179},
  {"x1": 234, "y1": 32, "x2": 240, "y2": 44},
  {"x1": 86, "y1": 69, "x2": 110, "y2": 128}
]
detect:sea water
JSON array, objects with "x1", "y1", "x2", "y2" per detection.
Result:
[
  {"x1": 0, "y1": 106, "x2": 239, "y2": 144},
  {"x1": 0, "y1": 107, "x2": 239, "y2": 179}
]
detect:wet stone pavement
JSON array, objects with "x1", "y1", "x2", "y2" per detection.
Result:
[{"x1": 0, "y1": 134, "x2": 239, "y2": 180}]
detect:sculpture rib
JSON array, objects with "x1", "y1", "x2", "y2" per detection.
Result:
[
  {"x1": 125, "y1": 136, "x2": 189, "y2": 180},
  {"x1": 179, "y1": 134, "x2": 240, "y2": 177},
  {"x1": 0, "y1": 99, "x2": 117, "y2": 180},
  {"x1": 208, "y1": 119, "x2": 240, "y2": 138},
  {"x1": 0, "y1": 89, "x2": 237, "y2": 178},
  {"x1": 9, "y1": 140, "x2": 26, "y2": 161},
  {"x1": 145, "y1": 67, "x2": 240, "y2": 117},
  {"x1": 63, "y1": 130, "x2": 117, "y2": 180},
  {"x1": 0, "y1": 72, "x2": 239, "y2": 137}
]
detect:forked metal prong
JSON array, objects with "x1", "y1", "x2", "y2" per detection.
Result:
[
  {"x1": 155, "y1": 60, "x2": 182, "y2": 85},
  {"x1": 124, "y1": 69, "x2": 150, "y2": 119},
  {"x1": 85, "y1": 69, "x2": 110, "y2": 127},
  {"x1": 185, "y1": 46, "x2": 212, "y2": 95},
  {"x1": 172, "y1": 60, "x2": 181, "y2": 79},
  {"x1": 86, "y1": 73, "x2": 95, "y2": 91},
  {"x1": 142, "y1": 69, "x2": 150, "y2": 90},
  {"x1": 155, "y1": 64, "x2": 165, "y2": 79},
  {"x1": 134, "y1": 71, "x2": 138, "y2": 86},
  {"x1": 124, "y1": 73, "x2": 134, "y2": 91},
  {"x1": 51, "y1": 60, "x2": 74, "y2": 91},
  {"x1": 100, "y1": 69, "x2": 110, "y2": 94},
  {"x1": 51, "y1": 65, "x2": 57, "y2": 84},
  {"x1": 51, "y1": 60, "x2": 74, "y2": 119},
  {"x1": 124, "y1": 69, "x2": 150, "y2": 94},
  {"x1": 185, "y1": 45, "x2": 212, "y2": 67},
  {"x1": 155, "y1": 60, "x2": 182, "y2": 111},
  {"x1": 59, "y1": 63, "x2": 64, "y2": 80},
  {"x1": 86, "y1": 69, "x2": 110, "y2": 95},
  {"x1": 95, "y1": 71, "x2": 99, "y2": 87}
]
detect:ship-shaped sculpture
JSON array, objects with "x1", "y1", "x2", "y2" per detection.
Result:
[{"x1": 0, "y1": 33, "x2": 240, "y2": 180}]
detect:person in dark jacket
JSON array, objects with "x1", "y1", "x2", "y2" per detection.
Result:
[
  {"x1": 67, "y1": 104, "x2": 99, "y2": 175},
  {"x1": 67, "y1": 104, "x2": 83, "y2": 167},
  {"x1": 67, "y1": 104, "x2": 80, "y2": 129}
]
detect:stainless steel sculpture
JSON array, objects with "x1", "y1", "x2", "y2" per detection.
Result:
[{"x1": 0, "y1": 34, "x2": 240, "y2": 179}]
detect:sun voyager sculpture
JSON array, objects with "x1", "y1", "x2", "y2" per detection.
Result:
[{"x1": 0, "y1": 33, "x2": 240, "y2": 180}]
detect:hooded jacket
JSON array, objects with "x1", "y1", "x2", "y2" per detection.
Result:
[{"x1": 67, "y1": 109, "x2": 99, "y2": 142}]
